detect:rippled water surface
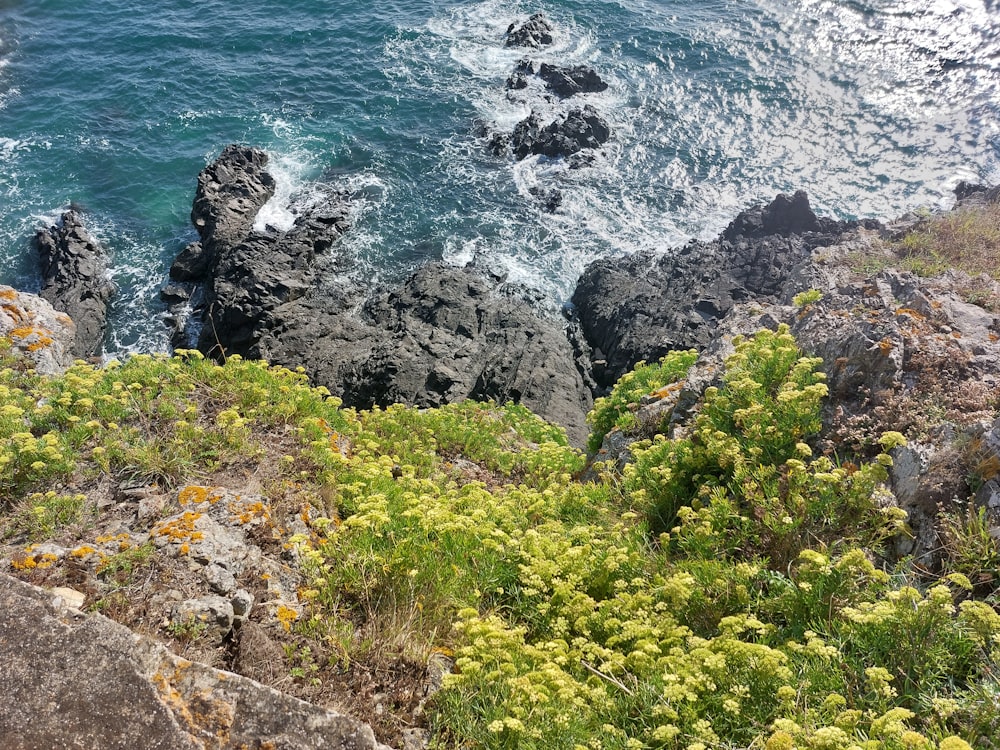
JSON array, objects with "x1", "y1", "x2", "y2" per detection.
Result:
[{"x1": 1, "y1": 0, "x2": 997, "y2": 352}]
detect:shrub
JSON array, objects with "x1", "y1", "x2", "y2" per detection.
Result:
[{"x1": 586, "y1": 350, "x2": 698, "y2": 453}]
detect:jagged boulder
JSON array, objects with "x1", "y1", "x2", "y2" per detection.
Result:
[
  {"x1": 0, "y1": 573, "x2": 391, "y2": 750},
  {"x1": 506, "y1": 60, "x2": 608, "y2": 98},
  {"x1": 509, "y1": 105, "x2": 611, "y2": 160},
  {"x1": 34, "y1": 211, "x2": 114, "y2": 359},
  {"x1": 572, "y1": 192, "x2": 860, "y2": 386},
  {"x1": 171, "y1": 145, "x2": 276, "y2": 281},
  {"x1": 505, "y1": 13, "x2": 554, "y2": 48},
  {"x1": 0, "y1": 285, "x2": 76, "y2": 374},
  {"x1": 197, "y1": 192, "x2": 351, "y2": 357}
]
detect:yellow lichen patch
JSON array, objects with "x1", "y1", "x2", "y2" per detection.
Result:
[
  {"x1": 69, "y1": 545, "x2": 98, "y2": 559},
  {"x1": 151, "y1": 511, "x2": 205, "y2": 544},
  {"x1": 178, "y1": 485, "x2": 215, "y2": 506},
  {"x1": 895, "y1": 307, "x2": 926, "y2": 321},
  {"x1": 228, "y1": 499, "x2": 270, "y2": 526},
  {"x1": 12, "y1": 550, "x2": 61, "y2": 571},
  {"x1": 878, "y1": 337, "x2": 895, "y2": 356},
  {"x1": 649, "y1": 380, "x2": 685, "y2": 401},
  {"x1": 0, "y1": 289, "x2": 17, "y2": 301}
]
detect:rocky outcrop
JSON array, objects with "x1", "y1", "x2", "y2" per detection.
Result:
[
  {"x1": 259, "y1": 263, "x2": 594, "y2": 446},
  {"x1": 0, "y1": 285, "x2": 76, "y2": 375},
  {"x1": 34, "y1": 211, "x2": 114, "y2": 359},
  {"x1": 507, "y1": 105, "x2": 611, "y2": 161},
  {"x1": 506, "y1": 61, "x2": 608, "y2": 98},
  {"x1": 0, "y1": 572, "x2": 390, "y2": 750},
  {"x1": 171, "y1": 145, "x2": 276, "y2": 282},
  {"x1": 577, "y1": 187, "x2": 1000, "y2": 564},
  {"x1": 197, "y1": 191, "x2": 351, "y2": 357},
  {"x1": 505, "y1": 13, "x2": 554, "y2": 48},
  {"x1": 572, "y1": 191, "x2": 862, "y2": 387},
  {"x1": 177, "y1": 146, "x2": 591, "y2": 443}
]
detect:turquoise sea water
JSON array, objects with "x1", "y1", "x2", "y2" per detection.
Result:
[{"x1": 1, "y1": 0, "x2": 998, "y2": 353}]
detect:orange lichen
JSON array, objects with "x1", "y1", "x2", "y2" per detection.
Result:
[
  {"x1": 178, "y1": 485, "x2": 213, "y2": 505},
  {"x1": 229, "y1": 499, "x2": 270, "y2": 525},
  {"x1": 878, "y1": 338, "x2": 895, "y2": 356},
  {"x1": 895, "y1": 307, "x2": 925, "y2": 321},
  {"x1": 152, "y1": 511, "x2": 205, "y2": 544},
  {"x1": 70, "y1": 545, "x2": 98, "y2": 559},
  {"x1": 0, "y1": 289, "x2": 17, "y2": 301}
]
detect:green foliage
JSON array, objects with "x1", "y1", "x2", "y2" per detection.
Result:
[
  {"x1": 2, "y1": 331, "x2": 998, "y2": 750},
  {"x1": 793, "y1": 288, "x2": 824, "y2": 308},
  {"x1": 586, "y1": 350, "x2": 698, "y2": 452},
  {"x1": 894, "y1": 203, "x2": 1000, "y2": 280},
  {"x1": 2, "y1": 491, "x2": 88, "y2": 541},
  {"x1": 938, "y1": 501, "x2": 1000, "y2": 598}
]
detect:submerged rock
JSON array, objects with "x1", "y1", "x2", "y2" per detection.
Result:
[
  {"x1": 34, "y1": 210, "x2": 114, "y2": 359},
  {"x1": 505, "y1": 13, "x2": 554, "y2": 48}
]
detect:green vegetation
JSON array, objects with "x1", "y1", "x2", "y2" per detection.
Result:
[
  {"x1": 894, "y1": 203, "x2": 1000, "y2": 280},
  {"x1": 586, "y1": 350, "x2": 698, "y2": 452},
  {"x1": 849, "y1": 202, "x2": 1000, "y2": 310},
  {"x1": 2, "y1": 328, "x2": 998, "y2": 749}
]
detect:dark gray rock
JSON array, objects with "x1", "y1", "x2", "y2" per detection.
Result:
[
  {"x1": 185, "y1": 144, "x2": 276, "y2": 279},
  {"x1": 510, "y1": 106, "x2": 611, "y2": 160},
  {"x1": 505, "y1": 61, "x2": 608, "y2": 98},
  {"x1": 257, "y1": 263, "x2": 594, "y2": 446},
  {"x1": 505, "y1": 13, "x2": 554, "y2": 48},
  {"x1": 537, "y1": 63, "x2": 608, "y2": 98},
  {"x1": 34, "y1": 210, "x2": 114, "y2": 359},
  {"x1": 572, "y1": 192, "x2": 859, "y2": 387},
  {"x1": 197, "y1": 192, "x2": 352, "y2": 358},
  {"x1": 0, "y1": 573, "x2": 390, "y2": 750}
]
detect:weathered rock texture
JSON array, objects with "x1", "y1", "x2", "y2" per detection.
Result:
[
  {"x1": 259, "y1": 263, "x2": 594, "y2": 445},
  {"x1": 34, "y1": 211, "x2": 114, "y2": 358},
  {"x1": 507, "y1": 105, "x2": 612, "y2": 161},
  {"x1": 171, "y1": 144, "x2": 276, "y2": 282},
  {"x1": 0, "y1": 286, "x2": 76, "y2": 375},
  {"x1": 176, "y1": 146, "x2": 593, "y2": 444},
  {"x1": 505, "y1": 13, "x2": 554, "y2": 48},
  {"x1": 506, "y1": 61, "x2": 608, "y2": 98},
  {"x1": 0, "y1": 572, "x2": 391, "y2": 750},
  {"x1": 572, "y1": 191, "x2": 866, "y2": 387},
  {"x1": 578, "y1": 187, "x2": 1000, "y2": 564}
]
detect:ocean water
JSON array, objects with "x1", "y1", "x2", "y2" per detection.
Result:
[{"x1": 1, "y1": 0, "x2": 998, "y2": 354}]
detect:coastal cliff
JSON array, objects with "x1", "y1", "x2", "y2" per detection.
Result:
[{"x1": 2, "y1": 169, "x2": 999, "y2": 749}]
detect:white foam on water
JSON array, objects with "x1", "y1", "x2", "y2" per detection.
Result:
[{"x1": 382, "y1": 1, "x2": 657, "y2": 302}]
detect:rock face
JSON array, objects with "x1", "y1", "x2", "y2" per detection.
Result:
[
  {"x1": 34, "y1": 211, "x2": 114, "y2": 358},
  {"x1": 177, "y1": 146, "x2": 592, "y2": 444},
  {"x1": 259, "y1": 263, "x2": 594, "y2": 446},
  {"x1": 572, "y1": 191, "x2": 859, "y2": 387},
  {"x1": 197, "y1": 191, "x2": 351, "y2": 357},
  {"x1": 0, "y1": 285, "x2": 76, "y2": 375},
  {"x1": 509, "y1": 106, "x2": 611, "y2": 160},
  {"x1": 505, "y1": 13, "x2": 554, "y2": 48},
  {"x1": 0, "y1": 572, "x2": 390, "y2": 750},
  {"x1": 576, "y1": 186, "x2": 1000, "y2": 564},
  {"x1": 171, "y1": 144, "x2": 276, "y2": 282}
]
